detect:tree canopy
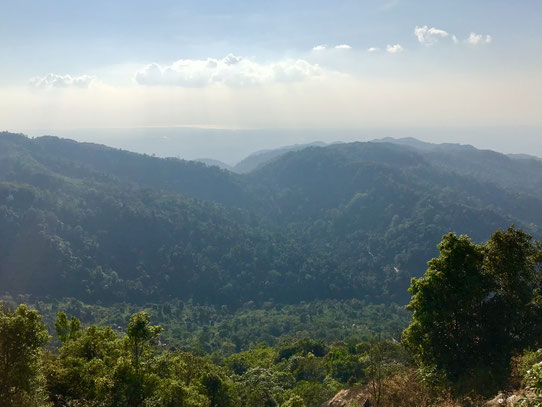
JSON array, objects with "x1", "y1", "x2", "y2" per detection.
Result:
[
  {"x1": 0, "y1": 303, "x2": 50, "y2": 406},
  {"x1": 1, "y1": 132, "x2": 542, "y2": 306},
  {"x1": 403, "y1": 227, "x2": 542, "y2": 396}
]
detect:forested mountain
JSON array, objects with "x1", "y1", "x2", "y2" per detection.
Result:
[
  {"x1": 195, "y1": 158, "x2": 234, "y2": 171},
  {"x1": 230, "y1": 141, "x2": 328, "y2": 174},
  {"x1": 376, "y1": 136, "x2": 542, "y2": 199},
  {"x1": 1, "y1": 131, "x2": 541, "y2": 306},
  {"x1": 508, "y1": 153, "x2": 542, "y2": 162},
  {"x1": 0, "y1": 132, "x2": 249, "y2": 207}
]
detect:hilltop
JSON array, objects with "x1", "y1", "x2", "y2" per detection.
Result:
[{"x1": 1, "y1": 131, "x2": 541, "y2": 306}]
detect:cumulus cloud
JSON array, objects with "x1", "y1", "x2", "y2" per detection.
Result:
[
  {"x1": 312, "y1": 45, "x2": 326, "y2": 51},
  {"x1": 414, "y1": 25, "x2": 449, "y2": 45},
  {"x1": 467, "y1": 32, "x2": 492, "y2": 45},
  {"x1": 29, "y1": 74, "x2": 96, "y2": 89},
  {"x1": 335, "y1": 44, "x2": 352, "y2": 49},
  {"x1": 135, "y1": 54, "x2": 322, "y2": 87},
  {"x1": 386, "y1": 44, "x2": 403, "y2": 53},
  {"x1": 368, "y1": 47, "x2": 379, "y2": 52}
]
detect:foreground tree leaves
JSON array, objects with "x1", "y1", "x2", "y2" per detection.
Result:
[
  {"x1": 2, "y1": 226, "x2": 542, "y2": 406},
  {"x1": 403, "y1": 227, "x2": 542, "y2": 397},
  {"x1": 0, "y1": 303, "x2": 50, "y2": 407}
]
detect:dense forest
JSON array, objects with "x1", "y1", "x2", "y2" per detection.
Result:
[
  {"x1": 2, "y1": 131, "x2": 542, "y2": 405},
  {"x1": 1, "y1": 131, "x2": 542, "y2": 307},
  {"x1": 1, "y1": 227, "x2": 541, "y2": 406}
]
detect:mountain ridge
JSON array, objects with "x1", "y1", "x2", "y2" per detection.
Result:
[{"x1": 1, "y1": 131, "x2": 541, "y2": 306}]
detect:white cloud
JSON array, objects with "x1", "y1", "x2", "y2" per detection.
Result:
[
  {"x1": 467, "y1": 33, "x2": 492, "y2": 45},
  {"x1": 29, "y1": 74, "x2": 96, "y2": 89},
  {"x1": 368, "y1": 47, "x2": 379, "y2": 52},
  {"x1": 335, "y1": 44, "x2": 352, "y2": 49},
  {"x1": 5, "y1": 70, "x2": 542, "y2": 131},
  {"x1": 312, "y1": 45, "x2": 326, "y2": 51},
  {"x1": 414, "y1": 25, "x2": 449, "y2": 45},
  {"x1": 386, "y1": 44, "x2": 403, "y2": 53},
  {"x1": 452, "y1": 35, "x2": 459, "y2": 44},
  {"x1": 135, "y1": 54, "x2": 322, "y2": 87}
]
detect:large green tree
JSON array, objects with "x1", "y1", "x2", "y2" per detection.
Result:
[
  {"x1": 125, "y1": 311, "x2": 163, "y2": 372},
  {"x1": 403, "y1": 227, "x2": 542, "y2": 396},
  {"x1": 0, "y1": 303, "x2": 50, "y2": 406}
]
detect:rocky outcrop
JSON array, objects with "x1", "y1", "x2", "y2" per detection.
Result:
[
  {"x1": 483, "y1": 392, "x2": 529, "y2": 406},
  {"x1": 320, "y1": 386, "x2": 371, "y2": 407}
]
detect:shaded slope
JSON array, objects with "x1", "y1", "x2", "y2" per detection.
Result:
[
  {"x1": 375, "y1": 137, "x2": 542, "y2": 199},
  {"x1": 232, "y1": 141, "x2": 327, "y2": 173},
  {"x1": 0, "y1": 132, "x2": 250, "y2": 208},
  {"x1": 0, "y1": 132, "x2": 541, "y2": 305}
]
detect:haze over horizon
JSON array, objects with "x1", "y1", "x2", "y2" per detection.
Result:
[
  {"x1": 10, "y1": 126, "x2": 542, "y2": 165},
  {"x1": 1, "y1": 0, "x2": 542, "y2": 160}
]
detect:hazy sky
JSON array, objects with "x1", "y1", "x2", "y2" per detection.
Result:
[{"x1": 1, "y1": 0, "x2": 541, "y2": 153}]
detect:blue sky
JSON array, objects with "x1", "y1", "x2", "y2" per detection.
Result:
[
  {"x1": 0, "y1": 0, "x2": 541, "y2": 146},
  {"x1": 2, "y1": 0, "x2": 540, "y2": 78}
]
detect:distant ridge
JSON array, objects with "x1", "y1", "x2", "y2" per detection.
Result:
[
  {"x1": 372, "y1": 136, "x2": 542, "y2": 198},
  {"x1": 232, "y1": 141, "x2": 328, "y2": 173},
  {"x1": 508, "y1": 153, "x2": 542, "y2": 161},
  {"x1": 373, "y1": 136, "x2": 439, "y2": 151},
  {"x1": 374, "y1": 136, "x2": 542, "y2": 161},
  {"x1": 194, "y1": 158, "x2": 233, "y2": 171},
  {"x1": 373, "y1": 136, "x2": 479, "y2": 152},
  {"x1": 193, "y1": 141, "x2": 329, "y2": 173}
]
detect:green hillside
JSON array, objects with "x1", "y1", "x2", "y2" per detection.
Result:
[{"x1": 0, "y1": 132, "x2": 540, "y2": 306}]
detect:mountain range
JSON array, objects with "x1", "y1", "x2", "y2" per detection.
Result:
[{"x1": 1, "y1": 131, "x2": 541, "y2": 306}]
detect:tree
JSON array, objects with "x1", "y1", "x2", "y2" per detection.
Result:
[
  {"x1": 201, "y1": 372, "x2": 233, "y2": 407},
  {"x1": 282, "y1": 395, "x2": 306, "y2": 407},
  {"x1": 125, "y1": 311, "x2": 163, "y2": 372},
  {"x1": 44, "y1": 322, "x2": 122, "y2": 405},
  {"x1": 237, "y1": 367, "x2": 284, "y2": 407},
  {"x1": 358, "y1": 341, "x2": 408, "y2": 407},
  {"x1": 403, "y1": 227, "x2": 542, "y2": 396},
  {"x1": 0, "y1": 303, "x2": 50, "y2": 406},
  {"x1": 54, "y1": 311, "x2": 81, "y2": 343}
]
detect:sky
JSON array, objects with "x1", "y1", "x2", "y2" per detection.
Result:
[{"x1": 0, "y1": 0, "x2": 541, "y2": 158}]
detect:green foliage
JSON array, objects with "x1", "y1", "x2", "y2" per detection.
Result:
[
  {"x1": 360, "y1": 341, "x2": 409, "y2": 406},
  {"x1": 325, "y1": 345, "x2": 364, "y2": 383},
  {"x1": 54, "y1": 311, "x2": 70, "y2": 343},
  {"x1": 226, "y1": 345, "x2": 277, "y2": 375},
  {"x1": 44, "y1": 309, "x2": 368, "y2": 407},
  {"x1": 24, "y1": 298, "x2": 409, "y2": 354},
  {"x1": 125, "y1": 312, "x2": 163, "y2": 370},
  {"x1": 282, "y1": 394, "x2": 306, "y2": 407},
  {"x1": 0, "y1": 303, "x2": 50, "y2": 407},
  {"x1": 517, "y1": 350, "x2": 542, "y2": 380},
  {"x1": 54, "y1": 311, "x2": 82, "y2": 343},
  {"x1": 237, "y1": 367, "x2": 285, "y2": 407},
  {"x1": 290, "y1": 354, "x2": 327, "y2": 382},
  {"x1": 517, "y1": 360, "x2": 542, "y2": 406},
  {"x1": 287, "y1": 380, "x2": 342, "y2": 407},
  {"x1": 403, "y1": 227, "x2": 542, "y2": 397},
  {"x1": 45, "y1": 311, "x2": 213, "y2": 406},
  {"x1": 45, "y1": 323, "x2": 123, "y2": 404},
  {"x1": 3, "y1": 131, "x2": 542, "y2": 404},
  {"x1": 1, "y1": 132, "x2": 541, "y2": 307},
  {"x1": 148, "y1": 379, "x2": 211, "y2": 407},
  {"x1": 3, "y1": 297, "x2": 539, "y2": 406}
]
